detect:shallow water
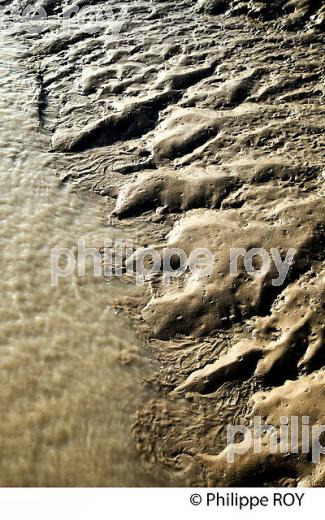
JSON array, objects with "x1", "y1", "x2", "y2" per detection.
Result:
[{"x1": 0, "y1": 37, "x2": 157, "y2": 487}]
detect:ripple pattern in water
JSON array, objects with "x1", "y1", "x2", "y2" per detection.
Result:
[{"x1": 0, "y1": 39, "x2": 156, "y2": 487}]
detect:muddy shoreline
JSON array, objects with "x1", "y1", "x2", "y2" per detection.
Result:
[{"x1": 4, "y1": 0, "x2": 325, "y2": 486}]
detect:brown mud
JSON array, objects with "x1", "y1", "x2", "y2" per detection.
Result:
[{"x1": 4, "y1": 0, "x2": 325, "y2": 486}]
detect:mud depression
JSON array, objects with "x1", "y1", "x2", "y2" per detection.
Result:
[{"x1": 1, "y1": 0, "x2": 325, "y2": 486}]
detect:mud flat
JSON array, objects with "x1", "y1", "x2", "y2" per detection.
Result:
[{"x1": 4, "y1": 0, "x2": 324, "y2": 485}]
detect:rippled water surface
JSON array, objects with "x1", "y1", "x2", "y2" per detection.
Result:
[{"x1": 0, "y1": 38, "x2": 156, "y2": 486}]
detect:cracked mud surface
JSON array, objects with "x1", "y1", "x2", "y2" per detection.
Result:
[{"x1": 5, "y1": 0, "x2": 324, "y2": 485}]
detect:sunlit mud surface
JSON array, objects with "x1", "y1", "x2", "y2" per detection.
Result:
[
  {"x1": 0, "y1": 39, "x2": 162, "y2": 486},
  {"x1": 1, "y1": 0, "x2": 325, "y2": 487}
]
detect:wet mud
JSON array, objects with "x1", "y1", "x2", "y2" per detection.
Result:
[{"x1": 4, "y1": 0, "x2": 324, "y2": 486}]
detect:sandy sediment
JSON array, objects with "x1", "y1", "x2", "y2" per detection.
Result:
[{"x1": 7, "y1": 0, "x2": 325, "y2": 485}]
